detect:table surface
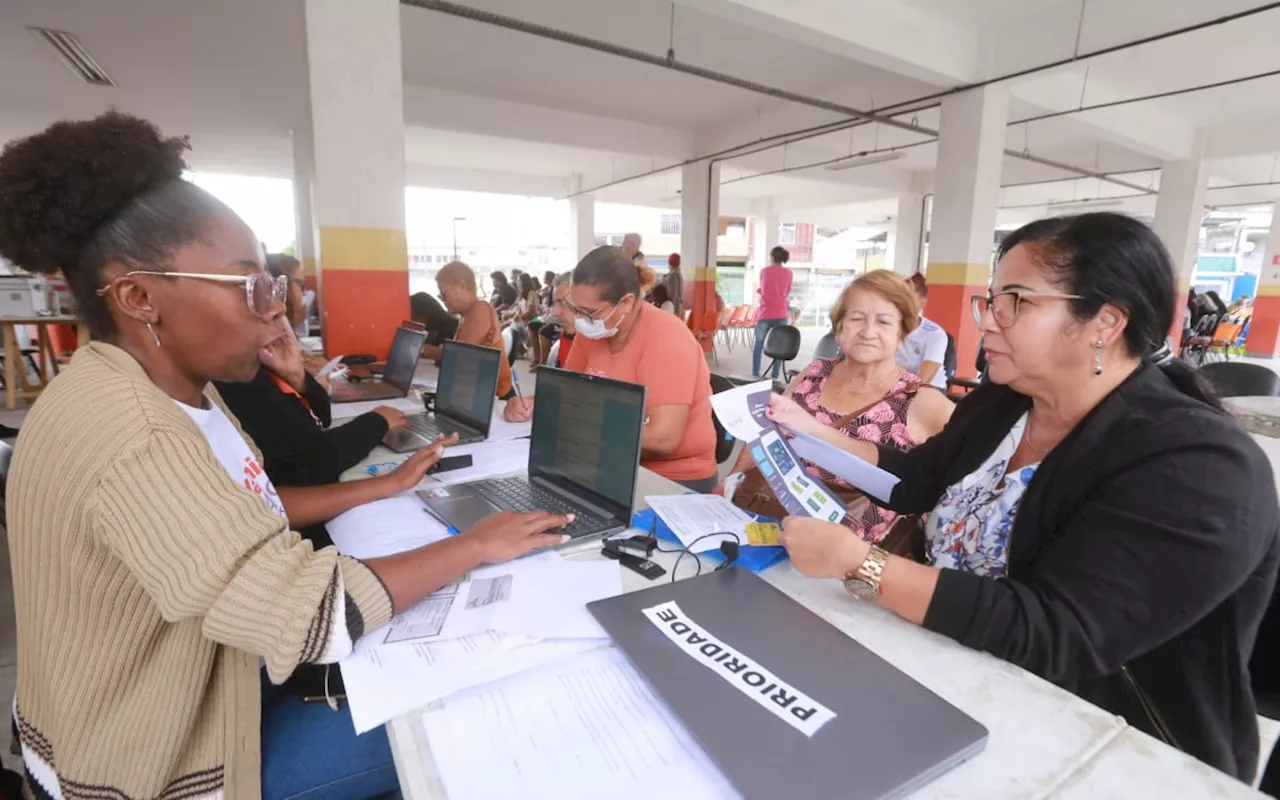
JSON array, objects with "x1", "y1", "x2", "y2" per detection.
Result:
[{"x1": 338, "y1": 395, "x2": 1261, "y2": 799}]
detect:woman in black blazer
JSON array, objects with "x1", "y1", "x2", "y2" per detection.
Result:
[{"x1": 772, "y1": 213, "x2": 1279, "y2": 781}]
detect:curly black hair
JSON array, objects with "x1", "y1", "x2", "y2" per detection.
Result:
[{"x1": 0, "y1": 112, "x2": 233, "y2": 338}]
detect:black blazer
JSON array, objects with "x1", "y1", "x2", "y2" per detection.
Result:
[
  {"x1": 877, "y1": 362, "x2": 1280, "y2": 780},
  {"x1": 216, "y1": 369, "x2": 390, "y2": 545}
]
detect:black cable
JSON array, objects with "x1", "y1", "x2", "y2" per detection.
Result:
[{"x1": 648, "y1": 517, "x2": 742, "y2": 583}]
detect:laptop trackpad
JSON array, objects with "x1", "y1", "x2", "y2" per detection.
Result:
[{"x1": 421, "y1": 487, "x2": 497, "y2": 533}]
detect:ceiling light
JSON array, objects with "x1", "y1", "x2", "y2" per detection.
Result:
[
  {"x1": 1045, "y1": 198, "x2": 1123, "y2": 211},
  {"x1": 824, "y1": 151, "x2": 907, "y2": 172},
  {"x1": 29, "y1": 27, "x2": 114, "y2": 87}
]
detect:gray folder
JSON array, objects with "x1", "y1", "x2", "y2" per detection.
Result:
[{"x1": 587, "y1": 568, "x2": 988, "y2": 800}]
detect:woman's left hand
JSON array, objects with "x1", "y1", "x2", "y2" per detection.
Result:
[
  {"x1": 779, "y1": 516, "x2": 869, "y2": 580},
  {"x1": 259, "y1": 318, "x2": 307, "y2": 391}
]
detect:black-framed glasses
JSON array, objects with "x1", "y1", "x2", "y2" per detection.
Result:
[
  {"x1": 971, "y1": 289, "x2": 1084, "y2": 328},
  {"x1": 97, "y1": 271, "x2": 287, "y2": 317}
]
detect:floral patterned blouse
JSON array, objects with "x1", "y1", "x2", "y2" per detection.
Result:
[
  {"x1": 791, "y1": 357, "x2": 920, "y2": 543},
  {"x1": 926, "y1": 412, "x2": 1038, "y2": 577}
]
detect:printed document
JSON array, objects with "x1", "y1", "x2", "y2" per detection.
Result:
[
  {"x1": 421, "y1": 646, "x2": 740, "y2": 800},
  {"x1": 326, "y1": 495, "x2": 451, "y2": 559},
  {"x1": 645, "y1": 494, "x2": 753, "y2": 552},
  {"x1": 708, "y1": 380, "x2": 774, "y2": 441},
  {"x1": 786, "y1": 428, "x2": 900, "y2": 503}
]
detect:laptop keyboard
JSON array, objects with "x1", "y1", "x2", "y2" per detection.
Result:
[{"x1": 473, "y1": 477, "x2": 611, "y2": 538}]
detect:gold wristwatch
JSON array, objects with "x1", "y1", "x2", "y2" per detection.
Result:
[{"x1": 843, "y1": 545, "x2": 889, "y2": 601}]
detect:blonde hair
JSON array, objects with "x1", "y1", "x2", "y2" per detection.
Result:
[
  {"x1": 637, "y1": 261, "x2": 658, "y2": 295},
  {"x1": 829, "y1": 269, "x2": 920, "y2": 341}
]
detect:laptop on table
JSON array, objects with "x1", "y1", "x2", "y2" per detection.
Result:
[
  {"x1": 329, "y1": 327, "x2": 425, "y2": 404},
  {"x1": 383, "y1": 340, "x2": 500, "y2": 452},
  {"x1": 588, "y1": 568, "x2": 989, "y2": 800},
  {"x1": 419, "y1": 367, "x2": 645, "y2": 542}
]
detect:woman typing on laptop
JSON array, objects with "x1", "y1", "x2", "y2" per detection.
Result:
[{"x1": 0, "y1": 113, "x2": 574, "y2": 799}]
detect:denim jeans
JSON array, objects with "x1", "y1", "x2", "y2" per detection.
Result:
[
  {"x1": 753, "y1": 317, "x2": 789, "y2": 378},
  {"x1": 261, "y1": 671, "x2": 402, "y2": 800}
]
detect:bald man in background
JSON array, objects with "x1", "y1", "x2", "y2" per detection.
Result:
[
  {"x1": 436, "y1": 261, "x2": 532, "y2": 421},
  {"x1": 621, "y1": 232, "x2": 641, "y2": 260}
]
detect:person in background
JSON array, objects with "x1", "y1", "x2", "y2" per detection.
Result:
[
  {"x1": 545, "y1": 271, "x2": 577, "y2": 368},
  {"x1": 665, "y1": 253, "x2": 684, "y2": 316},
  {"x1": 519, "y1": 247, "x2": 717, "y2": 489},
  {"x1": 895, "y1": 273, "x2": 949, "y2": 391},
  {"x1": 621, "y1": 232, "x2": 642, "y2": 261},
  {"x1": 441, "y1": 261, "x2": 530, "y2": 421},
  {"x1": 490, "y1": 270, "x2": 517, "y2": 312},
  {"x1": 540, "y1": 270, "x2": 556, "y2": 306},
  {"x1": 772, "y1": 212, "x2": 1279, "y2": 781},
  {"x1": 752, "y1": 245, "x2": 795, "y2": 379},
  {"x1": 650, "y1": 283, "x2": 676, "y2": 314},
  {"x1": 411, "y1": 290, "x2": 460, "y2": 362},
  {"x1": 727, "y1": 270, "x2": 952, "y2": 542},
  {"x1": 506, "y1": 272, "x2": 540, "y2": 365},
  {"x1": 265, "y1": 253, "x2": 308, "y2": 336},
  {"x1": 0, "y1": 112, "x2": 573, "y2": 800}
]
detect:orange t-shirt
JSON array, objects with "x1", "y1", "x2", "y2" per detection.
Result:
[
  {"x1": 566, "y1": 304, "x2": 717, "y2": 482},
  {"x1": 458, "y1": 300, "x2": 513, "y2": 398}
]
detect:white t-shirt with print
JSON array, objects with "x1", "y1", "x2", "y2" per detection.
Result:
[
  {"x1": 175, "y1": 399, "x2": 287, "y2": 519},
  {"x1": 896, "y1": 316, "x2": 949, "y2": 389}
]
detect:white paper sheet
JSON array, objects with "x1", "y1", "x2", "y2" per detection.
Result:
[
  {"x1": 421, "y1": 646, "x2": 740, "y2": 800},
  {"x1": 486, "y1": 412, "x2": 533, "y2": 443},
  {"x1": 645, "y1": 494, "x2": 753, "y2": 553},
  {"x1": 422, "y1": 439, "x2": 530, "y2": 486},
  {"x1": 490, "y1": 559, "x2": 623, "y2": 639},
  {"x1": 709, "y1": 379, "x2": 775, "y2": 441},
  {"x1": 787, "y1": 428, "x2": 901, "y2": 503},
  {"x1": 326, "y1": 495, "x2": 451, "y2": 559},
  {"x1": 340, "y1": 631, "x2": 603, "y2": 734}
]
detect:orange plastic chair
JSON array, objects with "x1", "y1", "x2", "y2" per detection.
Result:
[{"x1": 696, "y1": 309, "x2": 721, "y2": 365}]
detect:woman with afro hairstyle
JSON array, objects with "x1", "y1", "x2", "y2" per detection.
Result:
[{"x1": 0, "y1": 113, "x2": 572, "y2": 799}]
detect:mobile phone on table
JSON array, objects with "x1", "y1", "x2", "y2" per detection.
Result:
[{"x1": 428, "y1": 455, "x2": 473, "y2": 475}]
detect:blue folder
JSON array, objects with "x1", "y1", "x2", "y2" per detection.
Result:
[{"x1": 631, "y1": 506, "x2": 789, "y2": 574}]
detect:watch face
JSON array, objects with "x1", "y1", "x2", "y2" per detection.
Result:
[{"x1": 844, "y1": 576, "x2": 877, "y2": 602}]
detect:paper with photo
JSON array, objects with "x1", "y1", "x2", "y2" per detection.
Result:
[
  {"x1": 787, "y1": 428, "x2": 901, "y2": 503},
  {"x1": 491, "y1": 558, "x2": 623, "y2": 639},
  {"x1": 645, "y1": 494, "x2": 753, "y2": 553},
  {"x1": 709, "y1": 379, "x2": 775, "y2": 441}
]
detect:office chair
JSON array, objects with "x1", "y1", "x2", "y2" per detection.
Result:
[
  {"x1": 813, "y1": 331, "x2": 841, "y2": 360},
  {"x1": 707, "y1": 373, "x2": 739, "y2": 465},
  {"x1": 1199, "y1": 362, "x2": 1280, "y2": 398},
  {"x1": 762, "y1": 324, "x2": 801, "y2": 390}
]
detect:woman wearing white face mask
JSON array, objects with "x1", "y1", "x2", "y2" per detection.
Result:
[{"x1": 513, "y1": 246, "x2": 718, "y2": 491}]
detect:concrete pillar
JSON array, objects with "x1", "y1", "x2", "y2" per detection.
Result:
[
  {"x1": 752, "y1": 210, "x2": 779, "y2": 270},
  {"x1": 568, "y1": 179, "x2": 595, "y2": 265},
  {"x1": 1245, "y1": 208, "x2": 1280, "y2": 358},
  {"x1": 291, "y1": 127, "x2": 318, "y2": 289},
  {"x1": 1152, "y1": 136, "x2": 1210, "y2": 340},
  {"x1": 681, "y1": 159, "x2": 721, "y2": 350},
  {"x1": 926, "y1": 85, "x2": 1009, "y2": 378},
  {"x1": 890, "y1": 192, "x2": 925, "y2": 277},
  {"x1": 304, "y1": 0, "x2": 408, "y2": 359}
]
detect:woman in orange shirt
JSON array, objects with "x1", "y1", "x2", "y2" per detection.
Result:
[{"x1": 560, "y1": 246, "x2": 718, "y2": 491}]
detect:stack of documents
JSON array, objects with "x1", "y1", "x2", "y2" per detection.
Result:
[
  {"x1": 422, "y1": 646, "x2": 740, "y2": 799},
  {"x1": 645, "y1": 493, "x2": 753, "y2": 553},
  {"x1": 327, "y1": 495, "x2": 624, "y2": 733}
]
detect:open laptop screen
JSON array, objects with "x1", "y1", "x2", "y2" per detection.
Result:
[
  {"x1": 383, "y1": 327, "x2": 427, "y2": 392},
  {"x1": 436, "y1": 341, "x2": 500, "y2": 432},
  {"x1": 529, "y1": 368, "x2": 645, "y2": 522}
]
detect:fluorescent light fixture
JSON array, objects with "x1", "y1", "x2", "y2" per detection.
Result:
[
  {"x1": 29, "y1": 27, "x2": 114, "y2": 87},
  {"x1": 824, "y1": 151, "x2": 907, "y2": 172},
  {"x1": 1045, "y1": 198, "x2": 1123, "y2": 211}
]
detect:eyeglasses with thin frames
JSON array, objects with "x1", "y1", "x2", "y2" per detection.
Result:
[
  {"x1": 971, "y1": 289, "x2": 1084, "y2": 328},
  {"x1": 97, "y1": 271, "x2": 287, "y2": 317}
]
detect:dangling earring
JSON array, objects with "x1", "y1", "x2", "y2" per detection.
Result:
[
  {"x1": 146, "y1": 321, "x2": 161, "y2": 349},
  {"x1": 1093, "y1": 339, "x2": 1103, "y2": 375}
]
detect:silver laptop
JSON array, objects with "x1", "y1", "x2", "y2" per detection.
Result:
[
  {"x1": 329, "y1": 327, "x2": 425, "y2": 404},
  {"x1": 419, "y1": 367, "x2": 644, "y2": 541},
  {"x1": 588, "y1": 568, "x2": 989, "y2": 800},
  {"x1": 384, "y1": 340, "x2": 500, "y2": 452}
]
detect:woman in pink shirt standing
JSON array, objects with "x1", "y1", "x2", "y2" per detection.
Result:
[{"x1": 753, "y1": 245, "x2": 795, "y2": 378}]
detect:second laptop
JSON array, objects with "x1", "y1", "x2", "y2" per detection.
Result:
[{"x1": 383, "y1": 340, "x2": 501, "y2": 452}]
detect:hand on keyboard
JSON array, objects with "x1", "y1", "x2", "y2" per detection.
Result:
[{"x1": 463, "y1": 510, "x2": 575, "y2": 563}]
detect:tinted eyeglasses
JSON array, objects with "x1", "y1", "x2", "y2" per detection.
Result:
[
  {"x1": 97, "y1": 271, "x2": 287, "y2": 317},
  {"x1": 971, "y1": 289, "x2": 1083, "y2": 328}
]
